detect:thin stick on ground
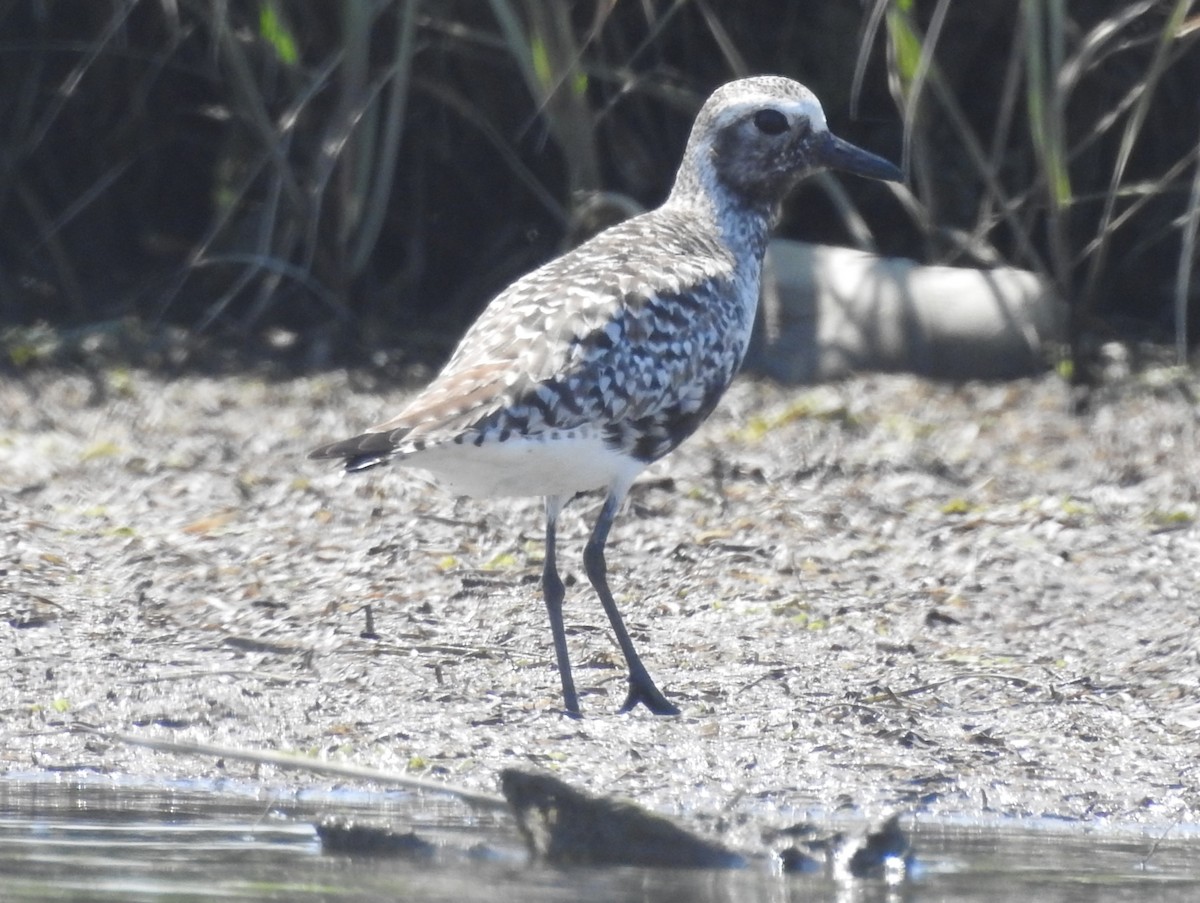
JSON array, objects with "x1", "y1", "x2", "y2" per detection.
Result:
[{"x1": 71, "y1": 724, "x2": 509, "y2": 812}]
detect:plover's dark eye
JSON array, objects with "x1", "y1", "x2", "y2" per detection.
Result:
[{"x1": 753, "y1": 108, "x2": 789, "y2": 135}]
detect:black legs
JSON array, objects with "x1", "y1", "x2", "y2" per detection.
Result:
[
  {"x1": 583, "y1": 492, "x2": 680, "y2": 715},
  {"x1": 539, "y1": 492, "x2": 679, "y2": 717},
  {"x1": 542, "y1": 497, "x2": 580, "y2": 717}
]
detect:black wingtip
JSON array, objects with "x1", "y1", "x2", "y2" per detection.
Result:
[
  {"x1": 308, "y1": 439, "x2": 356, "y2": 461},
  {"x1": 343, "y1": 453, "x2": 390, "y2": 472},
  {"x1": 309, "y1": 432, "x2": 397, "y2": 472}
]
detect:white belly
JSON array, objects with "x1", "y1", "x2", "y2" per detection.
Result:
[{"x1": 398, "y1": 431, "x2": 644, "y2": 498}]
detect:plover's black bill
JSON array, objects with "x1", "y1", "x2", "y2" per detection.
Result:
[{"x1": 815, "y1": 131, "x2": 904, "y2": 183}]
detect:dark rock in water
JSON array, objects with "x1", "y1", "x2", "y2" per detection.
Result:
[
  {"x1": 841, "y1": 813, "x2": 912, "y2": 880},
  {"x1": 315, "y1": 817, "x2": 437, "y2": 859},
  {"x1": 774, "y1": 812, "x2": 912, "y2": 882},
  {"x1": 777, "y1": 844, "x2": 824, "y2": 875},
  {"x1": 500, "y1": 768, "x2": 745, "y2": 869}
]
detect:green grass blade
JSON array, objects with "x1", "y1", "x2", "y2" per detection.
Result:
[
  {"x1": 350, "y1": 1, "x2": 419, "y2": 275},
  {"x1": 1080, "y1": 0, "x2": 1194, "y2": 319},
  {"x1": 258, "y1": 1, "x2": 299, "y2": 66},
  {"x1": 1175, "y1": 124, "x2": 1200, "y2": 363}
]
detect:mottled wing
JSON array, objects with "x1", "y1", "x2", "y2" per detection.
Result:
[
  {"x1": 310, "y1": 208, "x2": 751, "y2": 468},
  {"x1": 308, "y1": 360, "x2": 526, "y2": 469}
]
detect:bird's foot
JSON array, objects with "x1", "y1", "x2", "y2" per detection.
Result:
[
  {"x1": 557, "y1": 686, "x2": 582, "y2": 719},
  {"x1": 619, "y1": 677, "x2": 681, "y2": 716}
]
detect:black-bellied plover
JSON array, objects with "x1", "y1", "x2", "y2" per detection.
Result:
[{"x1": 311, "y1": 76, "x2": 902, "y2": 716}]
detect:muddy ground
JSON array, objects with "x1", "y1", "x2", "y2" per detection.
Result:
[{"x1": 2, "y1": 363, "x2": 1199, "y2": 841}]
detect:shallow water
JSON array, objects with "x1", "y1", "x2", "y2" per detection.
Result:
[{"x1": 1, "y1": 774, "x2": 1198, "y2": 903}]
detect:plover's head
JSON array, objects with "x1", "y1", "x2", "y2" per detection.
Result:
[{"x1": 671, "y1": 76, "x2": 902, "y2": 211}]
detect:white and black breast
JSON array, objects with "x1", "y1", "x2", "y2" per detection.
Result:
[{"x1": 456, "y1": 208, "x2": 761, "y2": 464}]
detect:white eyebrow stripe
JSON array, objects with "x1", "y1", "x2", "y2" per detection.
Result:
[{"x1": 713, "y1": 95, "x2": 828, "y2": 131}]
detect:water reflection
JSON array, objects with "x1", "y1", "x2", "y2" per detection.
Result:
[{"x1": 1, "y1": 774, "x2": 1198, "y2": 902}]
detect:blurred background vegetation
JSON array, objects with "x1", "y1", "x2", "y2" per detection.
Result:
[{"x1": 0, "y1": 0, "x2": 1197, "y2": 376}]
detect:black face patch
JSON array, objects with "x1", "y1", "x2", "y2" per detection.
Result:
[{"x1": 712, "y1": 121, "x2": 805, "y2": 208}]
